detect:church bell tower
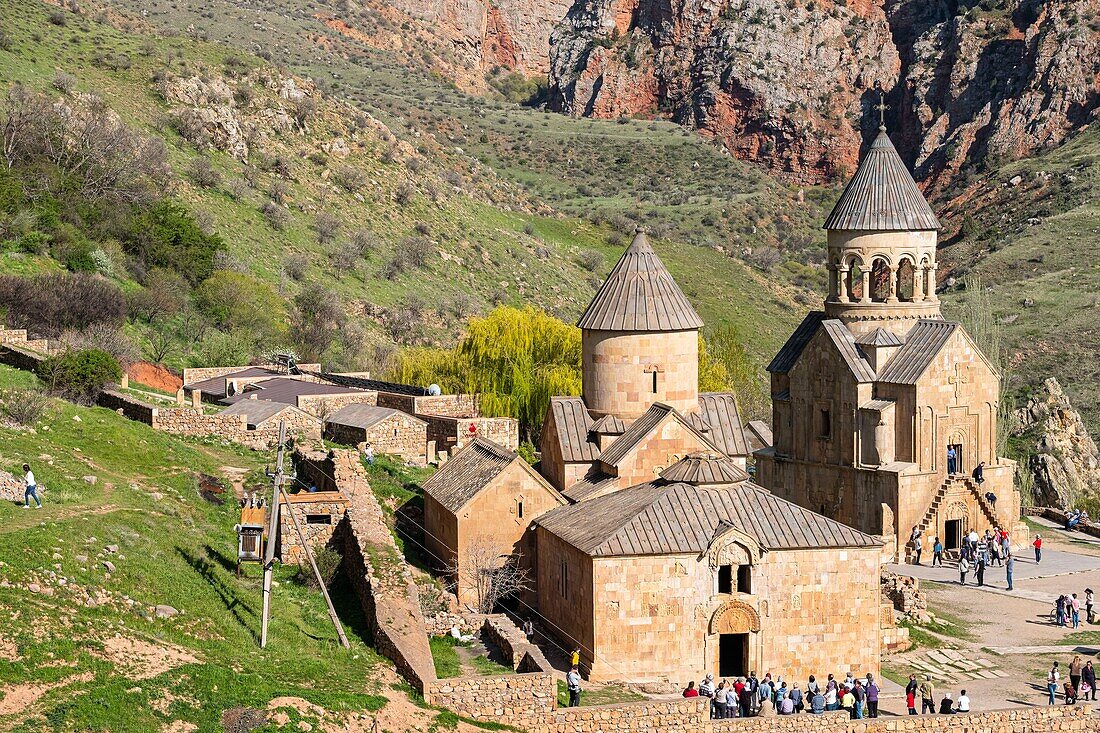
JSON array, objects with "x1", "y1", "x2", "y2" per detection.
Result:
[{"x1": 823, "y1": 116, "x2": 942, "y2": 337}]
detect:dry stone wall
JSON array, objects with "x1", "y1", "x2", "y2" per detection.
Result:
[
  {"x1": 425, "y1": 673, "x2": 556, "y2": 719},
  {"x1": 480, "y1": 615, "x2": 552, "y2": 672},
  {"x1": 296, "y1": 390, "x2": 378, "y2": 418},
  {"x1": 277, "y1": 493, "x2": 349, "y2": 563}
]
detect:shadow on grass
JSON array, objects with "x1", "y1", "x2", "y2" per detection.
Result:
[
  {"x1": 177, "y1": 546, "x2": 259, "y2": 643},
  {"x1": 329, "y1": 566, "x2": 373, "y2": 647}
]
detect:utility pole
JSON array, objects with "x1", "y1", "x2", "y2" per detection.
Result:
[{"x1": 259, "y1": 421, "x2": 350, "y2": 650}]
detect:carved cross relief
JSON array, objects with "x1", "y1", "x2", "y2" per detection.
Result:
[
  {"x1": 814, "y1": 373, "x2": 834, "y2": 399},
  {"x1": 948, "y1": 363, "x2": 970, "y2": 404}
]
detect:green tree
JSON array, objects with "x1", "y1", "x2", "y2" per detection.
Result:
[
  {"x1": 36, "y1": 348, "x2": 121, "y2": 403},
  {"x1": 195, "y1": 271, "x2": 286, "y2": 343},
  {"x1": 122, "y1": 200, "x2": 225, "y2": 284}
]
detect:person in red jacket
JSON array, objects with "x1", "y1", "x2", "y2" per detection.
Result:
[
  {"x1": 1034, "y1": 534, "x2": 1043, "y2": 563},
  {"x1": 683, "y1": 681, "x2": 699, "y2": 697}
]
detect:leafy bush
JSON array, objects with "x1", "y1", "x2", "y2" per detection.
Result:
[
  {"x1": 295, "y1": 547, "x2": 342, "y2": 590},
  {"x1": 261, "y1": 200, "x2": 289, "y2": 230},
  {"x1": 121, "y1": 200, "x2": 225, "y2": 285},
  {"x1": 0, "y1": 388, "x2": 49, "y2": 425},
  {"x1": 0, "y1": 273, "x2": 126, "y2": 337},
  {"x1": 36, "y1": 349, "x2": 121, "y2": 403},
  {"x1": 195, "y1": 271, "x2": 287, "y2": 342},
  {"x1": 578, "y1": 249, "x2": 603, "y2": 272}
]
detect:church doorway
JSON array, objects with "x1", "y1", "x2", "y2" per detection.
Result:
[
  {"x1": 945, "y1": 519, "x2": 963, "y2": 551},
  {"x1": 718, "y1": 634, "x2": 748, "y2": 678}
]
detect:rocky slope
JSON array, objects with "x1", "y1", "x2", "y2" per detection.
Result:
[
  {"x1": 546, "y1": 0, "x2": 1100, "y2": 185},
  {"x1": 1014, "y1": 378, "x2": 1100, "y2": 508}
]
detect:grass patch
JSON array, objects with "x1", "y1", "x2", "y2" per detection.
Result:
[
  {"x1": 1061, "y1": 630, "x2": 1100, "y2": 646},
  {"x1": 429, "y1": 634, "x2": 469, "y2": 679},
  {"x1": 900, "y1": 621, "x2": 947, "y2": 650},
  {"x1": 556, "y1": 680, "x2": 644, "y2": 707},
  {"x1": 470, "y1": 653, "x2": 514, "y2": 676}
]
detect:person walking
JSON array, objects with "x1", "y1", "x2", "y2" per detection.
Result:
[
  {"x1": 1086, "y1": 588, "x2": 1095, "y2": 624},
  {"x1": 913, "y1": 533, "x2": 923, "y2": 565},
  {"x1": 919, "y1": 675, "x2": 936, "y2": 714},
  {"x1": 959, "y1": 554, "x2": 970, "y2": 585},
  {"x1": 1034, "y1": 534, "x2": 1043, "y2": 563},
  {"x1": 866, "y1": 674, "x2": 879, "y2": 718},
  {"x1": 21, "y1": 463, "x2": 42, "y2": 509},
  {"x1": 933, "y1": 537, "x2": 944, "y2": 567},
  {"x1": 1056, "y1": 595, "x2": 1067, "y2": 627},
  {"x1": 1083, "y1": 661, "x2": 1096, "y2": 702},
  {"x1": 1070, "y1": 655, "x2": 1083, "y2": 695},
  {"x1": 1047, "y1": 662, "x2": 1060, "y2": 705},
  {"x1": 976, "y1": 555, "x2": 986, "y2": 587},
  {"x1": 955, "y1": 689, "x2": 970, "y2": 713},
  {"x1": 1006, "y1": 552, "x2": 1015, "y2": 591},
  {"x1": 972, "y1": 461, "x2": 985, "y2": 486},
  {"x1": 566, "y1": 666, "x2": 582, "y2": 707},
  {"x1": 947, "y1": 445, "x2": 957, "y2": 475}
]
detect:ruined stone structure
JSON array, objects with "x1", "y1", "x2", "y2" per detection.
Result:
[
  {"x1": 755, "y1": 125, "x2": 1027, "y2": 558},
  {"x1": 324, "y1": 404, "x2": 428, "y2": 466},
  {"x1": 277, "y1": 491, "x2": 349, "y2": 563}
]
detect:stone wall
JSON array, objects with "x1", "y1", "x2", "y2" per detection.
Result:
[
  {"x1": 375, "y1": 391, "x2": 417, "y2": 414},
  {"x1": 414, "y1": 394, "x2": 479, "y2": 417},
  {"x1": 296, "y1": 390, "x2": 378, "y2": 418},
  {"x1": 0, "y1": 344, "x2": 46, "y2": 372},
  {"x1": 424, "y1": 673, "x2": 556, "y2": 719},
  {"x1": 423, "y1": 414, "x2": 520, "y2": 455},
  {"x1": 180, "y1": 363, "x2": 321, "y2": 384},
  {"x1": 98, "y1": 389, "x2": 157, "y2": 424}
]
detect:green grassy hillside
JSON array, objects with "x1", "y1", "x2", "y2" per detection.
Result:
[
  {"x1": 0, "y1": 0, "x2": 805, "y2": 384},
  {"x1": 938, "y1": 122, "x2": 1100, "y2": 432},
  {"x1": 0, "y1": 364, "x2": 425, "y2": 731}
]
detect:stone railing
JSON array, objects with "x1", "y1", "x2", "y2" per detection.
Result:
[{"x1": 481, "y1": 615, "x2": 553, "y2": 673}]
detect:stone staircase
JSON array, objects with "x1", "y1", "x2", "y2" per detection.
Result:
[{"x1": 905, "y1": 475, "x2": 1001, "y2": 560}]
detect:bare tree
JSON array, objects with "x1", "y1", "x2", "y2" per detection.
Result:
[{"x1": 445, "y1": 536, "x2": 531, "y2": 614}]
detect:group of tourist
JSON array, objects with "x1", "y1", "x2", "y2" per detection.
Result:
[
  {"x1": 1046, "y1": 656, "x2": 1098, "y2": 704},
  {"x1": 1053, "y1": 589, "x2": 1096, "y2": 628},
  {"x1": 909, "y1": 525, "x2": 1017, "y2": 590},
  {"x1": 904, "y1": 674, "x2": 970, "y2": 715},
  {"x1": 682, "y1": 671, "x2": 887, "y2": 719}
]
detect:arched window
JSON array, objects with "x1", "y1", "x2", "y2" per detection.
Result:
[
  {"x1": 897, "y1": 259, "x2": 915, "y2": 302},
  {"x1": 847, "y1": 261, "x2": 864, "y2": 301},
  {"x1": 870, "y1": 258, "x2": 891, "y2": 302}
]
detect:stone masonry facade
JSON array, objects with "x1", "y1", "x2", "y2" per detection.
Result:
[{"x1": 277, "y1": 492, "x2": 350, "y2": 564}]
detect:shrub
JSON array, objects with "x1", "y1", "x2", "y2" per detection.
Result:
[
  {"x1": 188, "y1": 156, "x2": 221, "y2": 189},
  {"x1": 52, "y1": 72, "x2": 77, "y2": 94},
  {"x1": 121, "y1": 200, "x2": 225, "y2": 285},
  {"x1": 283, "y1": 253, "x2": 309, "y2": 281},
  {"x1": 0, "y1": 273, "x2": 126, "y2": 337},
  {"x1": 578, "y1": 249, "x2": 603, "y2": 272},
  {"x1": 296, "y1": 547, "x2": 341, "y2": 590},
  {"x1": 333, "y1": 164, "x2": 367, "y2": 193},
  {"x1": 195, "y1": 270, "x2": 287, "y2": 341},
  {"x1": 48, "y1": 10, "x2": 67, "y2": 26},
  {"x1": 394, "y1": 182, "x2": 414, "y2": 206},
  {"x1": 313, "y1": 211, "x2": 341, "y2": 245},
  {"x1": 0, "y1": 388, "x2": 49, "y2": 425},
  {"x1": 260, "y1": 200, "x2": 289, "y2": 230},
  {"x1": 37, "y1": 349, "x2": 121, "y2": 403},
  {"x1": 291, "y1": 285, "x2": 345, "y2": 359},
  {"x1": 348, "y1": 229, "x2": 377, "y2": 259}
]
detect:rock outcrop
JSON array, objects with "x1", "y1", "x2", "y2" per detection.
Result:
[
  {"x1": 545, "y1": 0, "x2": 1100, "y2": 185},
  {"x1": 1015, "y1": 377, "x2": 1100, "y2": 508}
]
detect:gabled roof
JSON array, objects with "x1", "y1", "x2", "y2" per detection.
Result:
[
  {"x1": 219, "y1": 398, "x2": 302, "y2": 428},
  {"x1": 768, "y1": 312, "x2": 825, "y2": 374},
  {"x1": 186, "y1": 366, "x2": 285, "y2": 397},
  {"x1": 877, "y1": 320, "x2": 958, "y2": 384},
  {"x1": 326, "y1": 403, "x2": 424, "y2": 430},
  {"x1": 220, "y1": 377, "x2": 367, "y2": 406},
  {"x1": 659, "y1": 453, "x2": 748, "y2": 485},
  {"x1": 598, "y1": 402, "x2": 716, "y2": 467},
  {"x1": 823, "y1": 128, "x2": 940, "y2": 232},
  {"x1": 546, "y1": 396, "x2": 599, "y2": 463},
  {"x1": 860, "y1": 398, "x2": 896, "y2": 411},
  {"x1": 576, "y1": 231, "x2": 704, "y2": 332},
  {"x1": 590, "y1": 414, "x2": 626, "y2": 435},
  {"x1": 746, "y1": 420, "x2": 773, "y2": 450},
  {"x1": 421, "y1": 437, "x2": 519, "y2": 513},
  {"x1": 535, "y1": 481, "x2": 881, "y2": 557},
  {"x1": 820, "y1": 320, "x2": 876, "y2": 382},
  {"x1": 854, "y1": 328, "x2": 904, "y2": 347},
  {"x1": 697, "y1": 392, "x2": 752, "y2": 457},
  {"x1": 563, "y1": 472, "x2": 619, "y2": 503}
]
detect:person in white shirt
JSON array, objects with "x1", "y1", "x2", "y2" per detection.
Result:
[
  {"x1": 22, "y1": 463, "x2": 41, "y2": 509},
  {"x1": 955, "y1": 689, "x2": 970, "y2": 713},
  {"x1": 364, "y1": 443, "x2": 375, "y2": 465}
]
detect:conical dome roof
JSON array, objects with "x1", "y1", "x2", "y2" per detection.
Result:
[
  {"x1": 823, "y1": 128, "x2": 940, "y2": 232},
  {"x1": 659, "y1": 453, "x2": 749, "y2": 485},
  {"x1": 577, "y1": 231, "x2": 704, "y2": 332}
]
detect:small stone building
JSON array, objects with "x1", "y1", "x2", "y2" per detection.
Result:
[
  {"x1": 421, "y1": 437, "x2": 566, "y2": 606},
  {"x1": 533, "y1": 454, "x2": 884, "y2": 683},
  {"x1": 277, "y1": 490, "x2": 349, "y2": 563},
  {"x1": 754, "y1": 124, "x2": 1026, "y2": 557},
  {"x1": 324, "y1": 404, "x2": 428, "y2": 466},
  {"x1": 219, "y1": 398, "x2": 321, "y2": 442}
]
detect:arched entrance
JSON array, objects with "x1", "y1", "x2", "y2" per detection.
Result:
[{"x1": 710, "y1": 600, "x2": 760, "y2": 678}]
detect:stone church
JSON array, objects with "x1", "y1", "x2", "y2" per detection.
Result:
[
  {"x1": 424, "y1": 227, "x2": 890, "y2": 685},
  {"x1": 754, "y1": 124, "x2": 1027, "y2": 558}
]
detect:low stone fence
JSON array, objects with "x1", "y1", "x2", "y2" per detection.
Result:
[
  {"x1": 327, "y1": 448, "x2": 437, "y2": 693},
  {"x1": 0, "y1": 344, "x2": 46, "y2": 372},
  {"x1": 481, "y1": 615, "x2": 553, "y2": 673},
  {"x1": 425, "y1": 673, "x2": 556, "y2": 719},
  {"x1": 98, "y1": 389, "x2": 157, "y2": 424}
]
